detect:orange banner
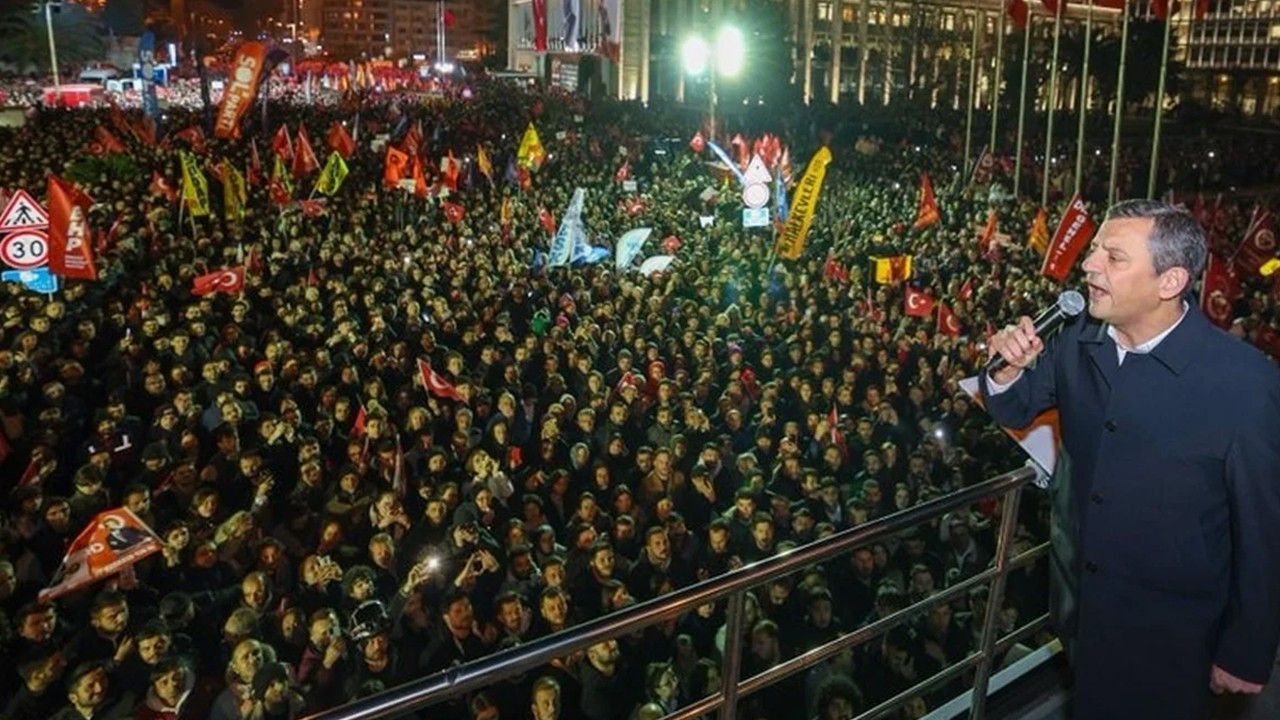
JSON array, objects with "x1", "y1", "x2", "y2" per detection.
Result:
[{"x1": 214, "y1": 41, "x2": 267, "y2": 139}]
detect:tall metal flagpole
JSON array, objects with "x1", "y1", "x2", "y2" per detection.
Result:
[
  {"x1": 1074, "y1": 0, "x2": 1094, "y2": 196},
  {"x1": 1148, "y1": 7, "x2": 1174, "y2": 198},
  {"x1": 964, "y1": 0, "x2": 982, "y2": 176},
  {"x1": 1108, "y1": 0, "x2": 1131, "y2": 204},
  {"x1": 990, "y1": 4, "x2": 1007, "y2": 152},
  {"x1": 1014, "y1": 16, "x2": 1033, "y2": 199},
  {"x1": 44, "y1": 2, "x2": 61, "y2": 93},
  {"x1": 1042, "y1": 3, "x2": 1064, "y2": 208}
]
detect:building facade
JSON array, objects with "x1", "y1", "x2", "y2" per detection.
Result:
[
  {"x1": 319, "y1": 0, "x2": 499, "y2": 61},
  {"x1": 506, "y1": 0, "x2": 1278, "y2": 118},
  {"x1": 1175, "y1": 0, "x2": 1280, "y2": 117}
]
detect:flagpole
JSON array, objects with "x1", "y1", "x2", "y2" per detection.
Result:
[
  {"x1": 1148, "y1": 8, "x2": 1174, "y2": 199},
  {"x1": 1108, "y1": 0, "x2": 1130, "y2": 205},
  {"x1": 989, "y1": 4, "x2": 1006, "y2": 152},
  {"x1": 1042, "y1": 4, "x2": 1064, "y2": 208},
  {"x1": 1074, "y1": 0, "x2": 1094, "y2": 196},
  {"x1": 1014, "y1": 16, "x2": 1032, "y2": 199},
  {"x1": 964, "y1": 0, "x2": 982, "y2": 177}
]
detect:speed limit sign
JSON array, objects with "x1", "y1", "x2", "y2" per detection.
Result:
[{"x1": 0, "y1": 230, "x2": 49, "y2": 269}]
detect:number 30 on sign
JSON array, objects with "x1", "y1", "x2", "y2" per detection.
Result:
[{"x1": 0, "y1": 230, "x2": 50, "y2": 269}]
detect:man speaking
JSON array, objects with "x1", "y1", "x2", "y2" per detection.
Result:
[{"x1": 982, "y1": 200, "x2": 1280, "y2": 719}]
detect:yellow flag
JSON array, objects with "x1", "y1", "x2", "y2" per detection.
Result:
[
  {"x1": 180, "y1": 150, "x2": 209, "y2": 217},
  {"x1": 315, "y1": 152, "x2": 349, "y2": 196},
  {"x1": 272, "y1": 153, "x2": 294, "y2": 197},
  {"x1": 223, "y1": 162, "x2": 247, "y2": 220},
  {"x1": 873, "y1": 255, "x2": 913, "y2": 284},
  {"x1": 477, "y1": 144, "x2": 494, "y2": 181},
  {"x1": 1028, "y1": 208, "x2": 1050, "y2": 256},
  {"x1": 776, "y1": 147, "x2": 833, "y2": 260},
  {"x1": 517, "y1": 122, "x2": 546, "y2": 169}
]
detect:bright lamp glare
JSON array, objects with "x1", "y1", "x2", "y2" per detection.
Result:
[
  {"x1": 682, "y1": 36, "x2": 710, "y2": 75},
  {"x1": 716, "y1": 26, "x2": 745, "y2": 77}
]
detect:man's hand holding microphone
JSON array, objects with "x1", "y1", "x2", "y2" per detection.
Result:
[
  {"x1": 985, "y1": 290, "x2": 1086, "y2": 386},
  {"x1": 986, "y1": 316, "x2": 1046, "y2": 386}
]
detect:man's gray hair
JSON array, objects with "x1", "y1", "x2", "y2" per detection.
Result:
[{"x1": 1105, "y1": 199, "x2": 1207, "y2": 283}]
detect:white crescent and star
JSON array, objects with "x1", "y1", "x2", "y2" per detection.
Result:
[
  {"x1": 1256, "y1": 230, "x2": 1276, "y2": 252},
  {"x1": 212, "y1": 270, "x2": 240, "y2": 289}
]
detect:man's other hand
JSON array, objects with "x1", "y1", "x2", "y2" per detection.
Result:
[{"x1": 1210, "y1": 664, "x2": 1264, "y2": 695}]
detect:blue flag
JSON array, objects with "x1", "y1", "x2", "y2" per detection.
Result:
[
  {"x1": 573, "y1": 244, "x2": 610, "y2": 266},
  {"x1": 615, "y1": 227, "x2": 653, "y2": 271},
  {"x1": 548, "y1": 188, "x2": 586, "y2": 268},
  {"x1": 775, "y1": 173, "x2": 789, "y2": 223},
  {"x1": 3, "y1": 267, "x2": 59, "y2": 294},
  {"x1": 707, "y1": 141, "x2": 746, "y2": 186}
]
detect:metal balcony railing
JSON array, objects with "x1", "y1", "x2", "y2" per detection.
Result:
[{"x1": 306, "y1": 465, "x2": 1047, "y2": 720}]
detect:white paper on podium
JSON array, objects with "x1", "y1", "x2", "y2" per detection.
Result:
[{"x1": 960, "y1": 376, "x2": 1059, "y2": 486}]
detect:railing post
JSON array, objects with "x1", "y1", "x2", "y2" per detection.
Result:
[
  {"x1": 969, "y1": 484, "x2": 1025, "y2": 719},
  {"x1": 718, "y1": 590, "x2": 748, "y2": 720}
]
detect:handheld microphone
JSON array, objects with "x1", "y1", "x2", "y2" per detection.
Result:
[{"x1": 986, "y1": 289, "x2": 1086, "y2": 374}]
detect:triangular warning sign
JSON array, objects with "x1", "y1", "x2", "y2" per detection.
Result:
[
  {"x1": 744, "y1": 154, "x2": 772, "y2": 185},
  {"x1": 0, "y1": 190, "x2": 49, "y2": 231}
]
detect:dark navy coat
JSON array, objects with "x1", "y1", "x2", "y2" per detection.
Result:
[{"x1": 982, "y1": 306, "x2": 1280, "y2": 720}]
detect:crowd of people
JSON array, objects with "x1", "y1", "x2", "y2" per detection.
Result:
[{"x1": 0, "y1": 74, "x2": 1276, "y2": 720}]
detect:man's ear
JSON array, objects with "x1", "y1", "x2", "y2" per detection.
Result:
[{"x1": 1159, "y1": 266, "x2": 1190, "y2": 301}]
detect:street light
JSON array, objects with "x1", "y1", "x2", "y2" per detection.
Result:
[
  {"x1": 682, "y1": 26, "x2": 745, "y2": 143},
  {"x1": 38, "y1": 2, "x2": 62, "y2": 94}
]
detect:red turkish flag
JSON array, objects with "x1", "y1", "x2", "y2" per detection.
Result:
[
  {"x1": 539, "y1": 207, "x2": 557, "y2": 233},
  {"x1": 1234, "y1": 211, "x2": 1277, "y2": 277},
  {"x1": 937, "y1": 303, "x2": 963, "y2": 337},
  {"x1": 912, "y1": 173, "x2": 941, "y2": 231},
  {"x1": 412, "y1": 155, "x2": 430, "y2": 198},
  {"x1": 904, "y1": 287, "x2": 935, "y2": 318},
  {"x1": 292, "y1": 125, "x2": 321, "y2": 177},
  {"x1": 690, "y1": 131, "x2": 706, "y2": 153},
  {"x1": 272, "y1": 124, "x2": 293, "y2": 159},
  {"x1": 328, "y1": 121, "x2": 356, "y2": 158},
  {"x1": 1041, "y1": 193, "x2": 1096, "y2": 282},
  {"x1": 418, "y1": 359, "x2": 466, "y2": 402},
  {"x1": 47, "y1": 176, "x2": 98, "y2": 280},
  {"x1": 442, "y1": 200, "x2": 465, "y2": 223},
  {"x1": 94, "y1": 126, "x2": 127, "y2": 154},
  {"x1": 249, "y1": 139, "x2": 264, "y2": 186},
  {"x1": 192, "y1": 267, "x2": 245, "y2": 296},
  {"x1": 823, "y1": 254, "x2": 849, "y2": 284},
  {"x1": 351, "y1": 404, "x2": 367, "y2": 436},
  {"x1": 442, "y1": 151, "x2": 461, "y2": 191},
  {"x1": 150, "y1": 171, "x2": 179, "y2": 202},
  {"x1": 958, "y1": 277, "x2": 975, "y2": 302},
  {"x1": 614, "y1": 161, "x2": 631, "y2": 183},
  {"x1": 1200, "y1": 253, "x2": 1241, "y2": 329},
  {"x1": 297, "y1": 199, "x2": 328, "y2": 217},
  {"x1": 1007, "y1": 0, "x2": 1029, "y2": 30},
  {"x1": 173, "y1": 125, "x2": 207, "y2": 153},
  {"x1": 977, "y1": 210, "x2": 998, "y2": 253}
]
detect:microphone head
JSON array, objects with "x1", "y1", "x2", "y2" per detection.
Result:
[{"x1": 1057, "y1": 290, "x2": 1086, "y2": 317}]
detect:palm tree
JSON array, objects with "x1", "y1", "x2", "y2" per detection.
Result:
[{"x1": 0, "y1": 2, "x2": 107, "y2": 75}]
